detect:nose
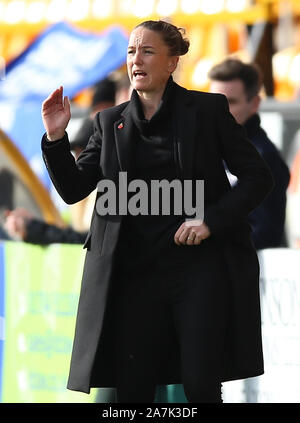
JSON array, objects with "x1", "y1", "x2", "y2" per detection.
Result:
[{"x1": 132, "y1": 50, "x2": 143, "y2": 65}]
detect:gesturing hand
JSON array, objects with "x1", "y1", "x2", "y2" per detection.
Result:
[
  {"x1": 174, "y1": 219, "x2": 211, "y2": 246},
  {"x1": 42, "y1": 86, "x2": 71, "y2": 141}
]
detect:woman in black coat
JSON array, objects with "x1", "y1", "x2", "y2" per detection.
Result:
[{"x1": 41, "y1": 20, "x2": 273, "y2": 403}]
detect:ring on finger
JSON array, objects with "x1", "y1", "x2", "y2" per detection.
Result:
[{"x1": 194, "y1": 235, "x2": 204, "y2": 243}]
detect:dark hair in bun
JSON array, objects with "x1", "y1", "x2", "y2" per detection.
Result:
[{"x1": 135, "y1": 20, "x2": 190, "y2": 56}]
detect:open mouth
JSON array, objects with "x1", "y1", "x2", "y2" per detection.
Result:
[{"x1": 133, "y1": 71, "x2": 147, "y2": 79}]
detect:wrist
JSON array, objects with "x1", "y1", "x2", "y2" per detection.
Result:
[{"x1": 46, "y1": 131, "x2": 65, "y2": 141}]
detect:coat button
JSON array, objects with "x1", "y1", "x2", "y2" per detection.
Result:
[{"x1": 129, "y1": 354, "x2": 134, "y2": 359}]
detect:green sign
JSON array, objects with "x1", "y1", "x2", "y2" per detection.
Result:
[{"x1": 2, "y1": 241, "x2": 97, "y2": 402}]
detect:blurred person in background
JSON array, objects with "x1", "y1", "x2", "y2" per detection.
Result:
[
  {"x1": 209, "y1": 58, "x2": 290, "y2": 250},
  {"x1": 4, "y1": 77, "x2": 120, "y2": 245},
  {"x1": 40, "y1": 20, "x2": 273, "y2": 403}
]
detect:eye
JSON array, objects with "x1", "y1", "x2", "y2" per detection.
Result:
[
  {"x1": 144, "y1": 50, "x2": 153, "y2": 54},
  {"x1": 127, "y1": 49, "x2": 135, "y2": 55}
]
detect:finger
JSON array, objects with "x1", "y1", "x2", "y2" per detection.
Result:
[
  {"x1": 58, "y1": 86, "x2": 64, "y2": 104},
  {"x1": 177, "y1": 227, "x2": 189, "y2": 245},
  {"x1": 174, "y1": 229, "x2": 187, "y2": 245},
  {"x1": 193, "y1": 234, "x2": 203, "y2": 245},
  {"x1": 45, "y1": 87, "x2": 60, "y2": 101},
  {"x1": 53, "y1": 86, "x2": 63, "y2": 105},
  {"x1": 174, "y1": 233, "x2": 181, "y2": 245},
  {"x1": 186, "y1": 231, "x2": 196, "y2": 245},
  {"x1": 42, "y1": 89, "x2": 61, "y2": 111},
  {"x1": 174, "y1": 222, "x2": 185, "y2": 238},
  {"x1": 64, "y1": 95, "x2": 70, "y2": 113},
  {"x1": 174, "y1": 222, "x2": 186, "y2": 245}
]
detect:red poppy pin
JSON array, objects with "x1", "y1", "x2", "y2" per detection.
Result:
[{"x1": 118, "y1": 122, "x2": 124, "y2": 129}]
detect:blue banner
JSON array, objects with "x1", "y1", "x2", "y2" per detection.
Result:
[
  {"x1": 0, "y1": 22, "x2": 128, "y2": 103},
  {"x1": 0, "y1": 22, "x2": 128, "y2": 188}
]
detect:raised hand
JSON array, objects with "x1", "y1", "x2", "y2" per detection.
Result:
[{"x1": 42, "y1": 86, "x2": 71, "y2": 141}]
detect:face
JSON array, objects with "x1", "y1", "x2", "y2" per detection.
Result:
[
  {"x1": 127, "y1": 27, "x2": 178, "y2": 95},
  {"x1": 210, "y1": 79, "x2": 260, "y2": 125}
]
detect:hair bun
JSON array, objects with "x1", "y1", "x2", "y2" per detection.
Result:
[{"x1": 178, "y1": 28, "x2": 190, "y2": 56}]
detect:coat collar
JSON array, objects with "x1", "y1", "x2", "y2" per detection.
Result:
[{"x1": 114, "y1": 81, "x2": 198, "y2": 181}]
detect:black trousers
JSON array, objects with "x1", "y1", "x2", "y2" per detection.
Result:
[{"x1": 110, "y1": 239, "x2": 228, "y2": 403}]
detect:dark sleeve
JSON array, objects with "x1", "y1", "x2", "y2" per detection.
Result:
[
  {"x1": 248, "y1": 147, "x2": 290, "y2": 249},
  {"x1": 24, "y1": 219, "x2": 87, "y2": 245},
  {"x1": 204, "y1": 94, "x2": 274, "y2": 234},
  {"x1": 41, "y1": 114, "x2": 103, "y2": 204}
]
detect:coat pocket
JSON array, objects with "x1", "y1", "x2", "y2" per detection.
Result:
[
  {"x1": 83, "y1": 231, "x2": 92, "y2": 250},
  {"x1": 83, "y1": 218, "x2": 108, "y2": 255}
]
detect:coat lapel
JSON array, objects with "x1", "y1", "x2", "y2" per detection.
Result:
[
  {"x1": 114, "y1": 102, "x2": 135, "y2": 180},
  {"x1": 173, "y1": 83, "x2": 198, "y2": 180}
]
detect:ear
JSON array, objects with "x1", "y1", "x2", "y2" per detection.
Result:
[
  {"x1": 168, "y1": 56, "x2": 179, "y2": 73},
  {"x1": 250, "y1": 95, "x2": 261, "y2": 114}
]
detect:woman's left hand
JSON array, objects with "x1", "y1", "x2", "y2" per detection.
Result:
[{"x1": 174, "y1": 219, "x2": 211, "y2": 246}]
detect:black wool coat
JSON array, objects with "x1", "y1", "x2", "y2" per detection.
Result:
[{"x1": 42, "y1": 81, "x2": 274, "y2": 394}]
